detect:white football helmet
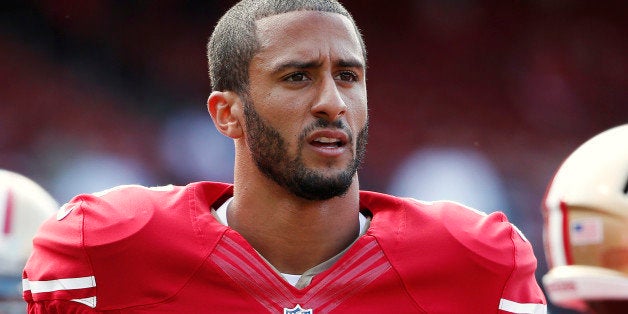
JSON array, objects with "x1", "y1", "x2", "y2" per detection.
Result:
[
  {"x1": 0, "y1": 169, "x2": 58, "y2": 299},
  {"x1": 542, "y1": 124, "x2": 628, "y2": 312}
]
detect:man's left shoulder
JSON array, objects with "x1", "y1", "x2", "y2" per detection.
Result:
[
  {"x1": 428, "y1": 200, "x2": 529, "y2": 246},
  {"x1": 411, "y1": 199, "x2": 530, "y2": 249},
  {"x1": 361, "y1": 192, "x2": 532, "y2": 263}
]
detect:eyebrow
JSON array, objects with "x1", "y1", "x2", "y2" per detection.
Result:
[
  {"x1": 271, "y1": 57, "x2": 365, "y2": 75},
  {"x1": 336, "y1": 58, "x2": 365, "y2": 70},
  {"x1": 272, "y1": 60, "x2": 322, "y2": 74}
]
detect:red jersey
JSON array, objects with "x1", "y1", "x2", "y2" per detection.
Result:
[{"x1": 23, "y1": 182, "x2": 546, "y2": 313}]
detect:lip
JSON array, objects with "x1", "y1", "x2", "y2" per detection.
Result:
[{"x1": 306, "y1": 129, "x2": 349, "y2": 157}]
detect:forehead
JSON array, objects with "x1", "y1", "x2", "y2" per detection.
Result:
[{"x1": 253, "y1": 10, "x2": 364, "y2": 68}]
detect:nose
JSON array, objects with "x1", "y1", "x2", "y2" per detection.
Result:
[{"x1": 311, "y1": 76, "x2": 347, "y2": 122}]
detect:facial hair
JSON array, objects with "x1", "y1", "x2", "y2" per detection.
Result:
[{"x1": 242, "y1": 99, "x2": 368, "y2": 201}]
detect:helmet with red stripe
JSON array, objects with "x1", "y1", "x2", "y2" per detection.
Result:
[
  {"x1": 0, "y1": 169, "x2": 58, "y2": 299},
  {"x1": 542, "y1": 124, "x2": 628, "y2": 313}
]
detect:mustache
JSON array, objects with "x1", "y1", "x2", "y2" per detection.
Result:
[{"x1": 299, "y1": 118, "x2": 353, "y2": 143}]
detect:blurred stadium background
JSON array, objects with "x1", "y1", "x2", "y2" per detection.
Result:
[{"x1": 1, "y1": 1, "x2": 626, "y2": 313}]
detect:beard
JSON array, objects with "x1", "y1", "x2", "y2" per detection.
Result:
[{"x1": 242, "y1": 99, "x2": 368, "y2": 201}]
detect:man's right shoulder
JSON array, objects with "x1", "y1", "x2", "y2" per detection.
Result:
[
  {"x1": 23, "y1": 182, "x2": 232, "y2": 310},
  {"x1": 34, "y1": 182, "x2": 235, "y2": 250},
  {"x1": 55, "y1": 184, "x2": 186, "y2": 242}
]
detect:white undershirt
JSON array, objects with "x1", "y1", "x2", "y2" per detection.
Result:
[{"x1": 214, "y1": 197, "x2": 369, "y2": 287}]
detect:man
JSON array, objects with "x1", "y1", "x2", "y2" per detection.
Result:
[
  {"x1": 0, "y1": 169, "x2": 58, "y2": 314},
  {"x1": 23, "y1": 1, "x2": 547, "y2": 313},
  {"x1": 542, "y1": 124, "x2": 628, "y2": 314}
]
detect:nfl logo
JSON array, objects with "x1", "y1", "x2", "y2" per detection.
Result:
[{"x1": 284, "y1": 304, "x2": 313, "y2": 314}]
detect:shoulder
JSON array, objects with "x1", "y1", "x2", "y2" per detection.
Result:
[
  {"x1": 24, "y1": 181, "x2": 233, "y2": 310},
  {"x1": 360, "y1": 191, "x2": 545, "y2": 309},
  {"x1": 66, "y1": 184, "x2": 183, "y2": 239},
  {"x1": 56, "y1": 182, "x2": 232, "y2": 244},
  {"x1": 361, "y1": 190, "x2": 533, "y2": 269}
]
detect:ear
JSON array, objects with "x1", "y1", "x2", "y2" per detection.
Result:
[{"x1": 207, "y1": 91, "x2": 244, "y2": 139}]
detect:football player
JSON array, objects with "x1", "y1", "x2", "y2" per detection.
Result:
[
  {"x1": 542, "y1": 124, "x2": 628, "y2": 313},
  {"x1": 23, "y1": 0, "x2": 547, "y2": 312}
]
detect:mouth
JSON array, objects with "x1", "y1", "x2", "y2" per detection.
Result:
[
  {"x1": 311, "y1": 136, "x2": 344, "y2": 148},
  {"x1": 308, "y1": 130, "x2": 349, "y2": 149}
]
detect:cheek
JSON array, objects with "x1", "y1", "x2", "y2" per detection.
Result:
[
  {"x1": 255, "y1": 102, "x2": 306, "y2": 154},
  {"x1": 349, "y1": 97, "x2": 368, "y2": 130},
  {"x1": 261, "y1": 92, "x2": 309, "y2": 131},
  {"x1": 356, "y1": 104, "x2": 368, "y2": 123},
  {"x1": 346, "y1": 85, "x2": 368, "y2": 118}
]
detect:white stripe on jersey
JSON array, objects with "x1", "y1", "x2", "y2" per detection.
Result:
[
  {"x1": 24, "y1": 276, "x2": 98, "y2": 308},
  {"x1": 23, "y1": 276, "x2": 96, "y2": 293},
  {"x1": 499, "y1": 298, "x2": 547, "y2": 314},
  {"x1": 71, "y1": 296, "x2": 97, "y2": 308}
]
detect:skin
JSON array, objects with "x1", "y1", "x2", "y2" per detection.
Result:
[{"x1": 207, "y1": 10, "x2": 368, "y2": 274}]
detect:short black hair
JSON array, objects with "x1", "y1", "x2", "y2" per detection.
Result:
[{"x1": 207, "y1": 0, "x2": 366, "y2": 95}]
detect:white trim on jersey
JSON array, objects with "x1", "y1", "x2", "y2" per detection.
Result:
[
  {"x1": 23, "y1": 276, "x2": 98, "y2": 308},
  {"x1": 499, "y1": 298, "x2": 547, "y2": 314},
  {"x1": 510, "y1": 223, "x2": 529, "y2": 243},
  {"x1": 216, "y1": 196, "x2": 371, "y2": 288},
  {"x1": 23, "y1": 276, "x2": 96, "y2": 293},
  {"x1": 216, "y1": 196, "x2": 369, "y2": 236},
  {"x1": 71, "y1": 296, "x2": 97, "y2": 308},
  {"x1": 215, "y1": 197, "x2": 232, "y2": 225},
  {"x1": 281, "y1": 273, "x2": 302, "y2": 286}
]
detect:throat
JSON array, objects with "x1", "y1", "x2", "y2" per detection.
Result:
[{"x1": 213, "y1": 197, "x2": 369, "y2": 275}]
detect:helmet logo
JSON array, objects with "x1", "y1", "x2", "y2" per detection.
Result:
[{"x1": 570, "y1": 217, "x2": 603, "y2": 246}]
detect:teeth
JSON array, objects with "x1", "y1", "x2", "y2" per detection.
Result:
[{"x1": 315, "y1": 137, "x2": 340, "y2": 143}]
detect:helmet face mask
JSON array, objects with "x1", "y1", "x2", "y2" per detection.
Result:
[{"x1": 541, "y1": 124, "x2": 628, "y2": 312}]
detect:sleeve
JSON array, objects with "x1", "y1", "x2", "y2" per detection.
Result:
[
  {"x1": 437, "y1": 203, "x2": 547, "y2": 314},
  {"x1": 22, "y1": 197, "x2": 98, "y2": 312},
  {"x1": 497, "y1": 222, "x2": 547, "y2": 314}
]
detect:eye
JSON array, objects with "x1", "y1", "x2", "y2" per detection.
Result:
[
  {"x1": 335, "y1": 71, "x2": 359, "y2": 82},
  {"x1": 284, "y1": 72, "x2": 310, "y2": 82}
]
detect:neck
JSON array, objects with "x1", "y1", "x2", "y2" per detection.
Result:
[{"x1": 229, "y1": 165, "x2": 361, "y2": 274}]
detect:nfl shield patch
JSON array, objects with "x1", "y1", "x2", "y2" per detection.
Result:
[{"x1": 283, "y1": 304, "x2": 313, "y2": 314}]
